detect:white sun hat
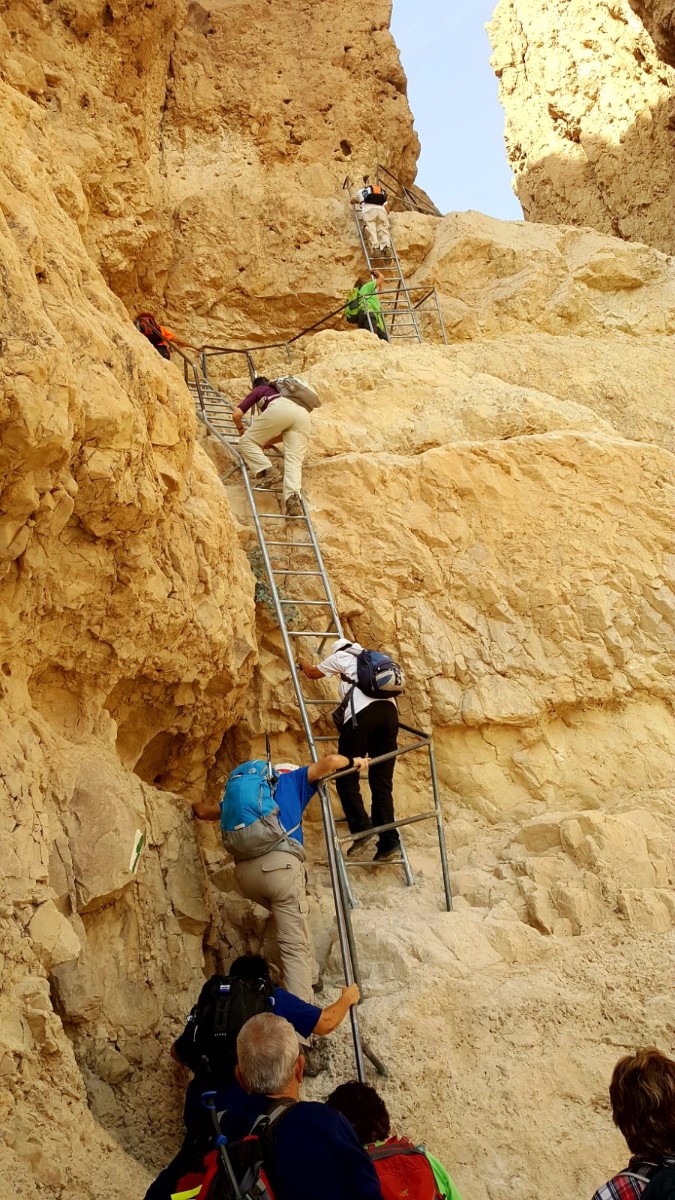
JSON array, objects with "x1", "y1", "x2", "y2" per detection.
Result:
[{"x1": 274, "y1": 762, "x2": 300, "y2": 774}]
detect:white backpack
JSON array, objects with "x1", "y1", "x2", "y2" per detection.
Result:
[{"x1": 275, "y1": 375, "x2": 321, "y2": 412}]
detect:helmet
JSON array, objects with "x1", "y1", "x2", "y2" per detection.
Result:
[{"x1": 274, "y1": 762, "x2": 300, "y2": 774}]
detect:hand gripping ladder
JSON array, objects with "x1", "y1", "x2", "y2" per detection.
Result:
[
  {"x1": 185, "y1": 359, "x2": 453, "y2": 1081},
  {"x1": 344, "y1": 178, "x2": 422, "y2": 343}
]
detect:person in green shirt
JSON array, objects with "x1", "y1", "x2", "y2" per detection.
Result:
[
  {"x1": 351, "y1": 269, "x2": 390, "y2": 342},
  {"x1": 326, "y1": 1081, "x2": 462, "y2": 1200}
]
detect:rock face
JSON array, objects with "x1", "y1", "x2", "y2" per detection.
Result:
[
  {"x1": 628, "y1": 0, "x2": 675, "y2": 65},
  {"x1": 488, "y1": 0, "x2": 675, "y2": 254},
  {"x1": 0, "y1": 5, "x2": 674, "y2": 1200}
]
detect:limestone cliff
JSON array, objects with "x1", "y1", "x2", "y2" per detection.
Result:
[
  {"x1": 0, "y1": 4, "x2": 674, "y2": 1200},
  {"x1": 628, "y1": 0, "x2": 675, "y2": 65},
  {"x1": 488, "y1": 0, "x2": 675, "y2": 254}
]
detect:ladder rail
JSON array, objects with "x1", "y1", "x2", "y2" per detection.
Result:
[
  {"x1": 194, "y1": 400, "x2": 368, "y2": 1079},
  {"x1": 344, "y1": 179, "x2": 421, "y2": 344}
]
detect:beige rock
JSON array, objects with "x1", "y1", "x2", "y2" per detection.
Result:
[
  {"x1": 488, "y1": 0, "x2": 675, "y2": 253},
  {"x1": 28, "y1": 900, "x2": 81, "y2": 969}
]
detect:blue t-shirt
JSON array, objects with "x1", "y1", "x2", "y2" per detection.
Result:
[
  {"x1": 270, "y1": 986, "x2": 320, "y2": 1038},
  {"x1": 271, "y1": 1102, "x2": 382, "y2": 1200},
  {"x1": 275, "y1": 767, "x2": 317, "y2": 846}
]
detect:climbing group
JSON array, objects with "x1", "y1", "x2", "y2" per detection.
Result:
[{"x1": 136, "y1": 176, "x2": 675, "y2": 1200}]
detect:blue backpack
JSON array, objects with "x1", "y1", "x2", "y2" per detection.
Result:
[{"x1": 220, "y1": 761, "x2": 304, "y2": 863}]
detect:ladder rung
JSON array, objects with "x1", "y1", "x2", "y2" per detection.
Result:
[
  {"x1": 305, "y1": 698, "x2": 338, "y2": 704},
  {"x1": 256, "y1": 513, "x2": 305, "y2": 519},
  {"x1": 279, "y1": 599, "x2": 332, "y2": 606},
  {"x1": 271, "y1": 569, "x2": 323, "y2": 576},
  {"x1": 286, "y1": 630, "x2": 334, "y2": 637},
  {"x1": 314, "y1": 735, "x2": 338, "y2": 741},
  {"x1": 266, "y1": 541, "x2": 314, "y2": 547}
]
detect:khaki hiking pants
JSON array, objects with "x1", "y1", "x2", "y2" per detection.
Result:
[
  {"x1": 361, "y1": 204, "x2": 391, "y2": 252},
  {"x1": 238, "y1": 398, "x2": 311, "y2": 505},
  {"x1": 235, "y1": 849, "x2": 315, "y2": 1003}
]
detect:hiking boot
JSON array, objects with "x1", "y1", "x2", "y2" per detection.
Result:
[
  {"x1": 381, "y1": 245, "x2": 392, "y2": 259},
  {"x1": 302, "y1": 1041, "x2": 329, "y2": 1077},
  {"x1": 346, "y1": 831, "x2": 377, "y2": 858},
  {"x1": 285, "y1": 493, "x2": 303, "y2": 516},
  {"x1": 254, "y1": 468, "x2": 282, "y2": 491},
  {"x1": 373, "y1": 842, "x2": 401, "y2": 863}
]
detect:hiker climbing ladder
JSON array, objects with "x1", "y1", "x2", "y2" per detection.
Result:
[
  {"x1": 183, "y1": 355, "x2": 453, "y2": 1080},
  {"x1": 344, "y1": 177, "x2": 423, "y2": 343}
]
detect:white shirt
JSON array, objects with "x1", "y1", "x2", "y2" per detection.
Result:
[{"x1": 317, "y1": 644, "x2": 397, "y2": 722}]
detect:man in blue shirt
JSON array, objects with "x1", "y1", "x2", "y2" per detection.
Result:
[{"x1": 194, "y1": 754, "x2": 366, "y2": 1003}]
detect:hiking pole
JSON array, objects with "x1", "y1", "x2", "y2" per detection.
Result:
[{"x1": 202, "y1": 1091, "x2": 243, "y2": 1200}]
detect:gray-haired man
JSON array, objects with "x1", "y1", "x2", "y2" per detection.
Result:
[{"x1": 235, "y1": 1013, "x2": 382, "y2": 1200}]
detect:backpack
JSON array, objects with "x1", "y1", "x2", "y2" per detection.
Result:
[
  {"x1": 274, "y1": 375, "x2": 321, "y2": 412},
  {"x1": 220, "y1": 761, "x2": 304, "y2": 863},
  {"x1": 178, "y1": 973, "x2": 274, "y2": 1081},
  {"x1": 361, "y1": 184, "x2": 388, "y2": 206},
  {"x1": 342, "y1": 642, "x2": 405, "y2": 699},
  {"x1": 367, "y1": 1138, "x2": 442, "y2": 1200},
  {"x1": 172, "y1": 1099, "x2": 295, "y2": 1200},
  {"x1": 643, "y1": 1165, "x2": 675, "y2": 1199},
  {"x1": 344, "y1": 288, "x2": 362, "y2": 325}
]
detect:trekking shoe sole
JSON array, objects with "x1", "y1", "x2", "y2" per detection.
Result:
[
  {"x1": 346, "y1": 832, "x2": 377, "y2": 858},
  {"x1": 373, "y1": 846, "x2": 401, "y2": 863}
]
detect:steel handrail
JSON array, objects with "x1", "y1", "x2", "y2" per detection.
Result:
[{"x1": 375, "y1": 163, "x2": 442, "y2": 217}]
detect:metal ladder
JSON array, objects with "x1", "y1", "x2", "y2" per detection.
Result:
[
  {"x1": 345, "y1": 180, "x2": 422, "y2": 343},
  {"x1": 185, "y1": 360, "x2": 453, "y2": 1080}
]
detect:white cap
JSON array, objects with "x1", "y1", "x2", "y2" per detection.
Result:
[{"x1": 274, "y1": 762, "x2": 300, "y2": 774}]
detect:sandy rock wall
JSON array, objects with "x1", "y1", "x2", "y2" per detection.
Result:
[
  {"x1": 629, "y1": 0, "x2": 675, "y2": 64},
  {"x1": 488, "y1": 0, "x2": 675, "y2": 254},
  {"x1": 1, "y1": 0, "x2": 419, "y2": 343},
  {"x1": 0, "y1": 42, "x2": 259, "y2": 1197}
]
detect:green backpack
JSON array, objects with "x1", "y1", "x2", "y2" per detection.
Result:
[{"x1": 344, "y1": 287, "x2": 362, "y2": 325}]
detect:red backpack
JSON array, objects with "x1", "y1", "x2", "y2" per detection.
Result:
[
  {"x1": 367, "y1": 1137, "x2": 442, "y2": 1200},
  {"x1": 171, "y1": 1100, "x2": 294, "y2": 1200}
]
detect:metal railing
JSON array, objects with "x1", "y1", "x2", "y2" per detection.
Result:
[{"x1": 375, "y1": 164, "x2": 442, "y2": 217}]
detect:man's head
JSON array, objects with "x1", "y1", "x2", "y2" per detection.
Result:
[
  {"x1": 252, "y1": 375, "x2": 270, "y2": 387},
  {"x1": 229, "y1": 954, "x2": 272, "y2": 985},
  {"x1": 332, "y1": 637, "x2": 357, "y2": 654},
  {"x1": 274, "y1": 763, "x2": 300, "y2": 775},
  {"x1": 362, "y1": 175, "x2": 369, "y2": 185},
  {"x1": 237, "y1": 1013, "x2": 303, "y2": 1097},
  {"x1": 326, "y1": 1081, "x2": 391, "y2": 1144},
  {"x1": 609, "y1": 1047, "x2": 675, "y2": 1157}
]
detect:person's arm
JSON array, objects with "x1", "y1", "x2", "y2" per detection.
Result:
[
  {"x1": 307, "y1": 754, "x2": 367, "y2": 783},
  {"x1": 313, "y1": 984, "x2": 360, "y2": 1035},
  {"x1": 232, "y1": 406, "x2": 246, "y2": 435},
  {"x1": 192, "y1": 801, "x2": 221, "y2": 821},
  {"x1": 298, "y1": 657, "x2": 327, "y2": 681},
  {"x1": 372, "y1": 269, "x2": 385, "y2": 292}
]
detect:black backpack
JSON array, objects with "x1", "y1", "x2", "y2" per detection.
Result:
[
  {"x1": 361, "y1": 183, "x2": 388, "y2": 206},
  {"x1": 180, "y1": 974, "x2": 274, "y2": 1081},
  {"x1": 643, "y1": 1165, "x2": 675, "y2": 1199}
]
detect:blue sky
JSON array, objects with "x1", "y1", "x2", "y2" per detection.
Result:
[{"x1": 391, "y1": 0, "x2": 523, "y2": 221}]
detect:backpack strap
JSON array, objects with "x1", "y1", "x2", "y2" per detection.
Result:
[
  {"x1": 368, "y1": 1142, "x2": 425, "y2": 1163},
  {"x1": 251, "y1": 1098, "x2": 297, "y2": 1197}
]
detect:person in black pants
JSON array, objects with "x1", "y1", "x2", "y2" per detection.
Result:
[{"x1": 298, "y1": 639, "x2": 400, "y2": 861}]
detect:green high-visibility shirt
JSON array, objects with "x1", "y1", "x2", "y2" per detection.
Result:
[
  {"x1": 426, "y1": 1149, "x2": 462, "y2": 1200},
  {"x1": 358, "y1": 279, "x2": 383, "y2": 314}
]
